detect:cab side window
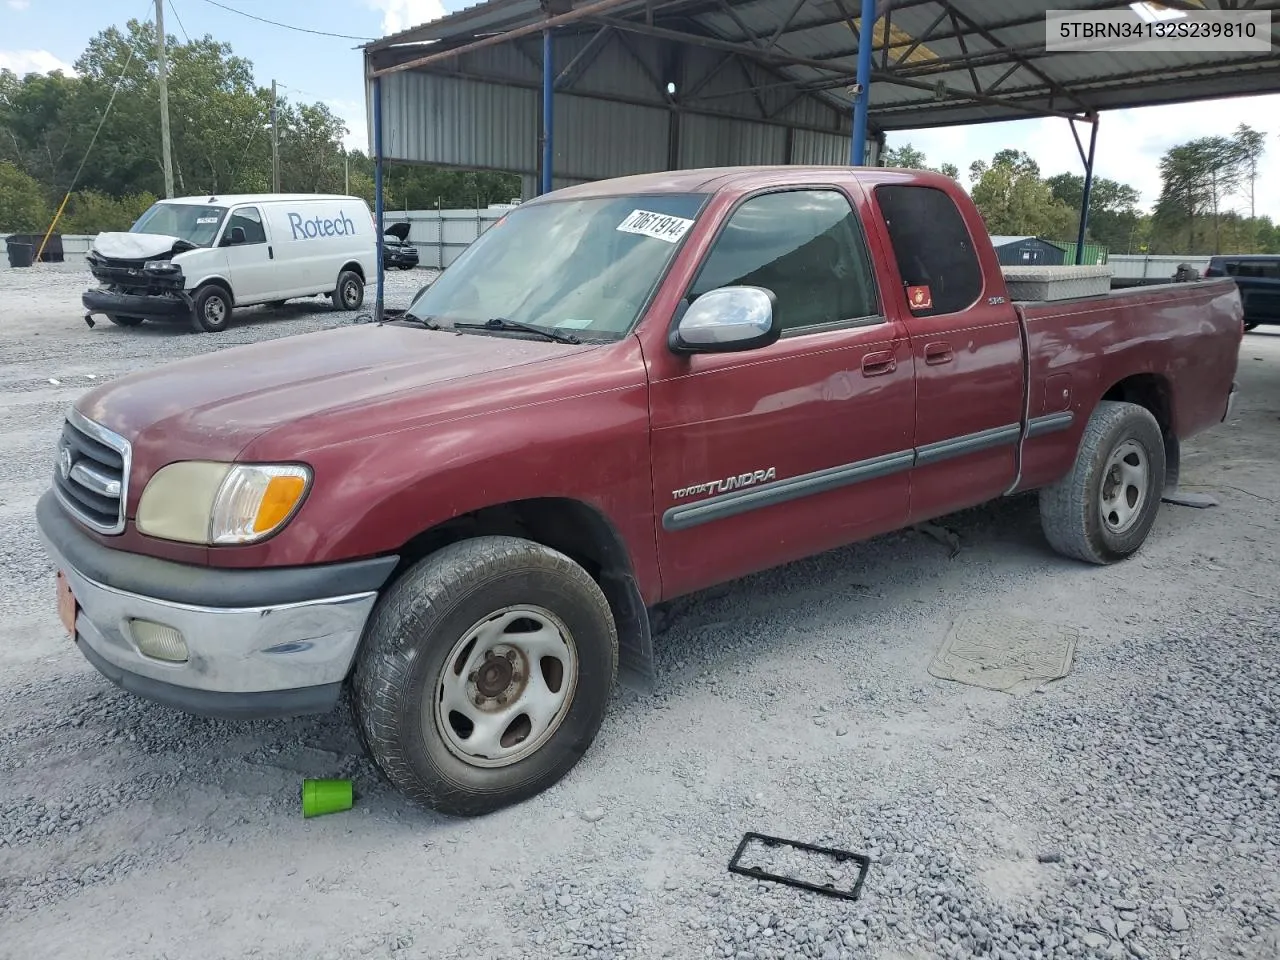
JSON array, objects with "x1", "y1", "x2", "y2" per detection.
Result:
[
  {"x1": 227, "y1": 207, "x2": 267, "y2": 245},
  {"x1": 874, "y1": 184, "x2": 983, "y2": 316},
  {"x1": 688, "y1": 189, "x2": 879, "y2": 334}
]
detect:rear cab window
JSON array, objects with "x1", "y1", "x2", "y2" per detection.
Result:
[{"x1": 873, "y1": 184, "x2": 984, "y2": 316}]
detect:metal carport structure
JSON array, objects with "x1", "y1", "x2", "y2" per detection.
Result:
[{"x1": 362, "y1": 0, "x2": 1280, "y2": 311}]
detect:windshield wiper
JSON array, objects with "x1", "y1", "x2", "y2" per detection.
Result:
[
  {"x1": 387, "y1": 313, "x2": 440, "y2": 330},
  {"x1": 454, "y1": 317, "x2": 581, "y2": 345}
]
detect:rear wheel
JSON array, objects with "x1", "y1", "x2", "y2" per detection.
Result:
[
  {"x1": 352, "y1": 536, "x2": 618, "y2": 817},
  {"x1": 107, "y1": 315, "x2": 144, "y2": 327},
  {"x1": 191, "y1": 285, "x2": 232, "y2": 333},
  {"x1": 1039, "y1": 400, "x2": 1166, "y2": 564},
  {"x1": 332, "y1": 271, "x2": 364, "y2": 311}
]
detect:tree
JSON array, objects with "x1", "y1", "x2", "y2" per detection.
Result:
[
  {"x1": 1233, "y1": 123, "x2": 1266, "y2": 220},
  {"x1": 0, "y1": 160, "x2": 51, "y2": 231},
  {"x1": 968, "y1": 150, "x2": 1076, "y2": 239},
  {"x1": 1153, "y1": 137, "x2": 1244, "y2": 254},
  {"x1": 883, "y1": 143, "x2": 929, "y2": 169},
  {"x1": 1046, "y1": 173, "x2": 1142, "y2": 251}
]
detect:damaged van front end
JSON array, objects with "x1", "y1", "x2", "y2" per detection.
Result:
[{"x1": 82, "y1": 232, "x2": 196, "y2": 328}]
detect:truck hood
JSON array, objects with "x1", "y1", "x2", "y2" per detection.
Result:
[
  {"x1": 92, "y1": 231, "x2": 193, "y2": 260},
  {"x1": 384, "y1": 222, "x2": 412, "y2": 241},
  {"x1": 75, "y1": 324, "x2": 592, "y2": 478}
]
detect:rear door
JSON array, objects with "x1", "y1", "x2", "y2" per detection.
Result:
[
  {"x1": 868, "y1": 182, "x2": 1025, "y2": 523},
  {"x1": 646, "y1": 185, "x2": 916, "y2": 599},
  {"x1": 220, "y1": 205, "x2": 277, "y2": 304}
]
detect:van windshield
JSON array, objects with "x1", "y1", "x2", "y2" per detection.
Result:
[
  {"x1": 405, "y1": 193, "x2": 708, "y2": 340},
  {"x1": 131, "y1": 203, "x2": 228, "y2": 248}
]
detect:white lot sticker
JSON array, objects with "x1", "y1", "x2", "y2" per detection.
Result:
[
  {"x1": 196, "y1": 217, "x2": 219, "y2": 224},
  {"x1": 616, "y1": 209, "x2": 694, "y2": 243}
]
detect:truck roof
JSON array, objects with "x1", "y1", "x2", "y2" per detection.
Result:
[
  {"x1": 533, "y1": 165, "x2": 948, "y2": 203},
  {"x1": 156, "y1": 194, "x2": 365, "y2": 206}
]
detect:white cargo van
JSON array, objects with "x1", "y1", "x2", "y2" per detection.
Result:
[{"x1": 82, "y1": 193, "x2": 378, "y2": 332}]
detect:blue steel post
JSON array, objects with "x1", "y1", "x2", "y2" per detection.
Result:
[
  {"x1": 373, "y1": 74, "x2": 386, "y2": 318},
  {"x1": 542, "y1": 27, "x2": 555, "y2": 195},
  {"x1": 850, "y1": 0, "x2": 876, "y2": 165},
  {"x1": 1075, "y1": 116, "x2": 1099, "y2": 265}
]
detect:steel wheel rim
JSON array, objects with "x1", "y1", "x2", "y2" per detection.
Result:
[
  {"x1": 432, "y1": 605, "x2": 579, "y2": 769},
  {"x1": 1100, "y1": 438, "x2": 1149, "y2": 534},
  {"x1": 342, "y1": 280, "x2": 359, "y2": 307},
  {"x1": 204, "y1": 297, "x2": 226, "y2": 323}
]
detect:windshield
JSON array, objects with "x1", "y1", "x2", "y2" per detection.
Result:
[
  {"x1": 131, "y1": 202, "x2": 228, "y2": 247},
  {"x1": 406, "y1": 193, "x2": 707, "y2": 340}
]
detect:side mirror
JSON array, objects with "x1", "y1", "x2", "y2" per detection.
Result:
[
  {"x1": 669, "y1": 286, "x2": 780, "y2": 355},
  {"x1": 221, "y1": 226, "x2": 246, "y2": 246}
]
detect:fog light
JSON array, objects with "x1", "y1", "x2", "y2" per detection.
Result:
[{"x1": 129, "y1": 620, "x2": 189, "y2": 662}]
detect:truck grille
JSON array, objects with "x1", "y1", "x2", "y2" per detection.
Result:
[{"x1": 53, "y1": 411, "x2": 131, "y2": 535}]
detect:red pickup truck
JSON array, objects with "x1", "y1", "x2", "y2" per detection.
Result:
[{"x1": 38, "y1": 167, "x2": 1242, "y2": 816}]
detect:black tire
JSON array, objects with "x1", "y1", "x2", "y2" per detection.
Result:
[
  {"x1": 191, "y1": 285, "x2": 233, "y2": 333},
  {"x1": 332, "y1": 270, "x2": 364, "y2": 311},
  {"x1": 352, "y1": 536, "x2": 618, "y2": 817},
  {"x1": 107, "y1": 315, "x2": 144, "y2": 327},
  {"x1": 1039, "y1": 400, "x2": 1166, "y2": 565}
]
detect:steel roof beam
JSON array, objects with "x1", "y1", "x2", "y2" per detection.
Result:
[{"x1": 588, "y1": 14, "x2": 1088, "y2": 119}]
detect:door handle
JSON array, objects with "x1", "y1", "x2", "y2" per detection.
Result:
[
  {"x1": 861, "y1": 351, "x2": 897, "y2": 377},
  {"x1": 268, "y1": 245, "x2": 274, "y2": 260},
  {"x1": 924, "y1": 341, "x2": 954, "y2": 365}
]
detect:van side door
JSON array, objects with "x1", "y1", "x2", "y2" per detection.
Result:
[
  {"x1": 220, "y1": 206, "x2": 277, "y2": 304},
  {"x1": 645, "y1": 185, "x2": 916, "y2": 599}
]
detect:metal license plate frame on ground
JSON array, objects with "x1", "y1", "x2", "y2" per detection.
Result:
[{"x1": 728, "y1": 831, "x2": 871, "y2": 902}]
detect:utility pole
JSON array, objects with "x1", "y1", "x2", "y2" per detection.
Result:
[
  {"x1": 156, "y1": 0, "x2": 174, "y2": 198},
  {"x1": 270, "y1": 79, "x2": 280, "y2": 193}
]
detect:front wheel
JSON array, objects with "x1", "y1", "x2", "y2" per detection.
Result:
[
  {"x1": 352, "y1": 536, "x2": 618, "y2": 817},
  {"x1": 1038, "y1": 400, "x2": 1166, "y2": 564},
  {"x1": 191, "y1": 285, "x2": 233, "y2": 333},
  {"x1": 332, "y1": 271, "x2": 364, "y2": 311}
]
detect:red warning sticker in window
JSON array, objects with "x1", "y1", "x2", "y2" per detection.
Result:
[{"x1": 906, "y1": 285, "x2": 933, "y2": 310}]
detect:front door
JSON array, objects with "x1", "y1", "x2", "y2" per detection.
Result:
[
  {"x1": 869, "y1": 182, "x2": 1025, "y2": 522},
  {"x1": 646, "y1": 186, "x2": 917, "y2": 600},
  {"x1": 220, "y1": 206, "x2": 276, "y2": 304}
]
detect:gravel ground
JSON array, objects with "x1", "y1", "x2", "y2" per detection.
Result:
[{"x1": 1, "y1": 263, "x2": 1277, "y2": 960}]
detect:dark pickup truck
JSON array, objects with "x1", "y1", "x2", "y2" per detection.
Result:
[
  {"x1": 37, "y1": 166, "x2": 1242, "y2": 816},
  {"x1": 1205, "y1": 254, "x2": 1280, "y2": 330}
]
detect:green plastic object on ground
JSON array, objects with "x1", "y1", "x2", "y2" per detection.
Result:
[{"x1": 302, "y1": 778, "x2": 353, "y2": 818}]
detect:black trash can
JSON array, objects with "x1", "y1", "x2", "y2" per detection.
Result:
[{"x1": 6, "y1": 242, "x2": 35, "y2": 268}]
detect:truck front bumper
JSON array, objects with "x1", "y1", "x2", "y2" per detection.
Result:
[
  {"x1": 82, "y1": 287, "x2": 191, "y2": 321},
  {"x1": 36, "y1": 491, "x2": 399, "y2": 719}
]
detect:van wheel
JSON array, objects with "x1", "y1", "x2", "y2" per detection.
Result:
[
  {"x1": 332, "y1": 271, "x2": 364, "y2": 311},
  {"x1": 191, "y1": 286, "x2": 232, "y2": 333},
  {"x1": 107, "y1": 315, "x2": 144, "y2": 327},
  {"x1": 352, "y1": 536, "x2": 618, "y2": 817},
  {"x1": 1039, "y1": 400, "x2": 1166, "y2": 565}
]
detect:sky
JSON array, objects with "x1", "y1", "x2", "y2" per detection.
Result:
[{"x1": 3, "y1": 0, "x2": 1279, "y2": 222}]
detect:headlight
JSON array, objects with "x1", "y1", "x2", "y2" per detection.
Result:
[
  {"x1": 136, "y1": 462, "x2": 311, "y2": 545},
  {"x1": 143, "y1": 260, "x2": 179, "y2": 273}
]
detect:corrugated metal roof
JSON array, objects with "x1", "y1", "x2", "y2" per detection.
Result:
[{"x1": 367, "y1": 0, "x2": 1280, "y2": 131}]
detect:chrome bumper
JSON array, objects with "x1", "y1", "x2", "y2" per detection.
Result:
[{"x1": 39, "y1": 529, "x2": 379, "y2": 714}]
